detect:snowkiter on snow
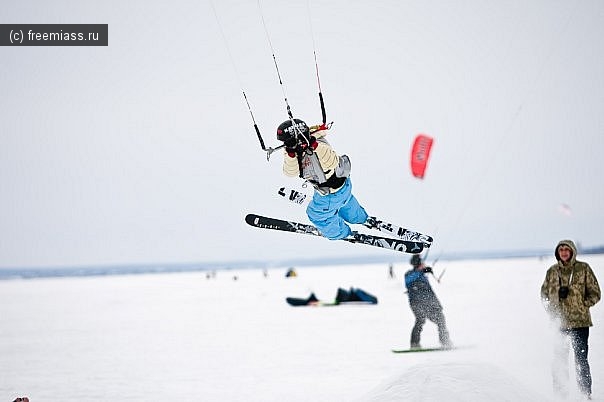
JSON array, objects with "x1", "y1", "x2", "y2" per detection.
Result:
[
  {"x1": 404, "y1": 254, "x2": 451, "y2": 349},
  {"x1": 277, "y1": 119, "x2": 372, "y2": 240}
]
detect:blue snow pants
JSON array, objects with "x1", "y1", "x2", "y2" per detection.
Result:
[{"x1": 306, "y1": 178, "x2": 368, "y2": 240}]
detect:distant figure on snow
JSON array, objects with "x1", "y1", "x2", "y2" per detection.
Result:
[
  {"x1": 540, "y1": 239, "x2": 600, "y2": 399},
  {"x1": 404, "y1": 254, "x2": 451, "y2": 349},
  {"x1": 277, "y1": 119, "x2": 376, "y2": 240}
]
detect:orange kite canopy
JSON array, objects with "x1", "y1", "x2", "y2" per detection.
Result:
[{"x1": 410, "y1": 134, "x2": 434, "y2": 179}]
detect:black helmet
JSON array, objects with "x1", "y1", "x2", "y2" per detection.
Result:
[
  {"x1": 410, "y1": 254, "x2": 422, "y2": 267},
  {"x1": 277, "y1": 119, "x2": 309, "y2": 142}
]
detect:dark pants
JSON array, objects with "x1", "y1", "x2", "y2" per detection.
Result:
[
  {"x1": 552, "y1": 327, "x2": 592, "y2": 396},
  {"x1": 410, "y1": 306, "x2": 450, "y2": 347}
]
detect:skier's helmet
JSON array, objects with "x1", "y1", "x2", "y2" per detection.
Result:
[
  {"x1": 277, "y1": 119, "x2": 309, "y2": 142},
  {"x1": 410, "y1": 254, "x2": 422, "y2": 267}
]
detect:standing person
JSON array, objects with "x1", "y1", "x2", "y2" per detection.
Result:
[
  {"x1": 277, "y1": 119, "x2": 373, "y2": 240},
  {"x1": 540, "y1": 240, "x2": 601, "y2": 399},
  {"x1": 404, "y1": 254, "x2": 451, "y2": 349}
]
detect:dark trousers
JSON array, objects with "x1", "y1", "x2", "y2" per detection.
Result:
[
  {"x1": 552, "y1": 327, "x2": 592, "y2": 396},
  {"x1": 410, "y1": 306, "x2": 450, "y2": 347}
]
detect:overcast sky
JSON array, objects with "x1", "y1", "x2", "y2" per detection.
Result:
[{"x1": 2, "y1": 0, "x2": 603, "y2": 268}]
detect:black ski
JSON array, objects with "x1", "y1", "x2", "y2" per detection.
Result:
[
  {"x1": 274, "y1": 187, "x2": 433, "y2": 247},
  {"x1": 245, "y1": 214, "x2": 424, "y2": 254},
  {"x1": 366, "y1": 217, "x2": 433, "y2": 246}
]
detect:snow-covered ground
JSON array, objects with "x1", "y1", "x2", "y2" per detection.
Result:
[{"x1": 1, "y1": 254, "x2": 602, "y2": 401}]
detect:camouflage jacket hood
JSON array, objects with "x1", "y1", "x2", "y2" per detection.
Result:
[{"x1": 540, "y1": 240, "x2": 601, "y2": 329}]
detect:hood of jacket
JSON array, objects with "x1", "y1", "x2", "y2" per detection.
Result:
[{"x1": 554, "y1": 239, "x2": 577, "y2": 265}]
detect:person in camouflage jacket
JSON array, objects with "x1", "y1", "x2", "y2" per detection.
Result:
[{"x1": 540, "y1": 239, "x2": 601, "y2": 398}]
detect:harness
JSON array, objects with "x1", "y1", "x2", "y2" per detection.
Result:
[{"x1": 295, "y1": 137, "x2": 345, "y2": 195}]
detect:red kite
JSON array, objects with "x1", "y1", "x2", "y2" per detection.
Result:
[{"x1": 410, "y1": 134, "x2": 434, "y2": 179}]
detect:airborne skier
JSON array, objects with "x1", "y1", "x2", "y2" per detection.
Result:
[
  {"x1": 276, "y1": 118, "x2": 373, "y2": 240},
  {"x1": 216, "y1": 0, "x2": 433, "y2": 252}
]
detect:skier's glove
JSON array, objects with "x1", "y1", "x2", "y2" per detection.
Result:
[
  {"x1": 285, "y1": 136, "x2": 318, "y2": 158},
  {"x1": 307, "y1": 136, "x2": 318, "y2": 150},
  {"x1": 423, "y1": 267, "x2": 433, "y2": 274},
  {"x1": 284, "y1": 136, "x2": 298, "y2": 157}
]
